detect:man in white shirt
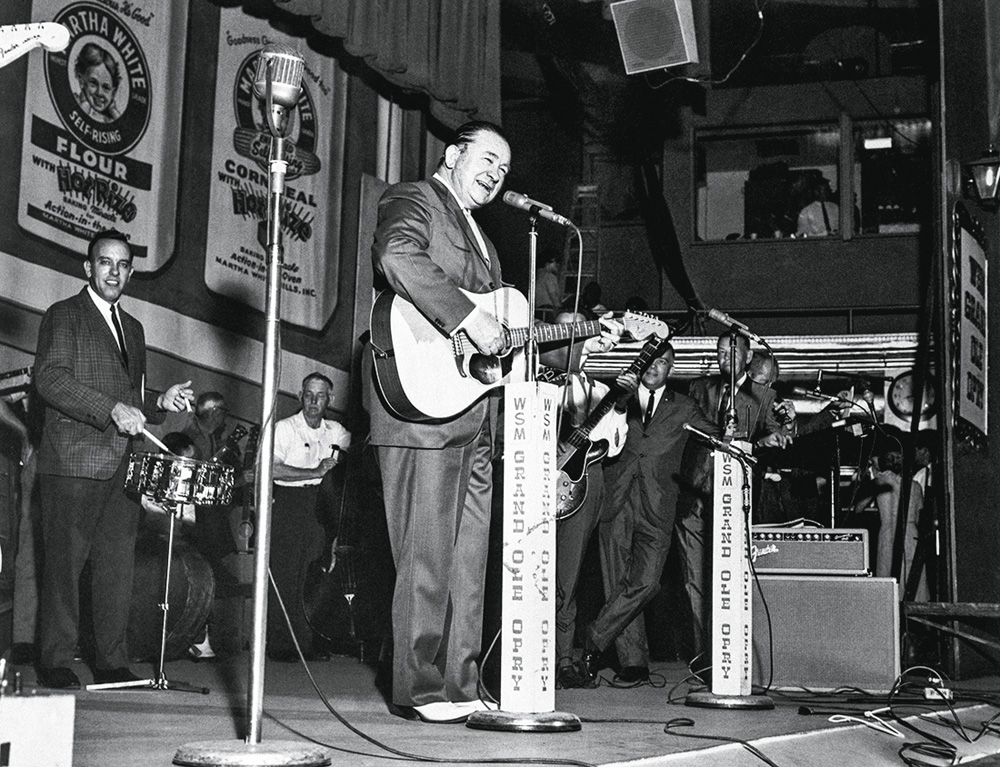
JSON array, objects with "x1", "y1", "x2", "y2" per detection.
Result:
[{"x1": 268, "y1": 373, "x2": 350, "y2": 662}]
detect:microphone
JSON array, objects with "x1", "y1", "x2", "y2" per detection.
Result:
[
  {"x1": 860, "y1": 384, "x2": 879, "y2": 423},
  {"x1": 503, "y1": 191, "x2": 573, "y2": 227},
  {"x1": 791, "y1": 386, "x2": 843, "y2": 404},
  {"x1": 683, "y1": 423, "x2": 758, "y2": 465},
  {"x1": 253, "y1": 44, "x2": 305, "y2": 137},
  {"x1": 707, "y1": 308, "x2": 765, "y2": 345}
]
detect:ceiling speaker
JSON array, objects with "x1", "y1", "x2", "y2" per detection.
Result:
[{"x1": 609, "y1": 0, "x2": 699, "y2": 75}]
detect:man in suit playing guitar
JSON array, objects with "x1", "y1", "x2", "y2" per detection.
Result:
[
  {"x1": 33, "y1": 229, "x2": 194, "y2": 690},
  {"x1": 577, "y1": 344, "x2": 719, "y2": 686},
  {"x1": 675, "y1": 332, "x2": 793, "y2": 672},
  {"x1": 368, "y1": 121, "x2": 623, "y2": 722},
  {"x1": 539, "y1": 312, "x2": 637, "y2": 690},
  {"x1": 367, "y1": 121, "x2": 513, "y2": 724}
]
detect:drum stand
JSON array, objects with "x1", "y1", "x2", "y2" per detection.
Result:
[{"x1": 88, "y1": 501, "x2": 210, "y2": 694}]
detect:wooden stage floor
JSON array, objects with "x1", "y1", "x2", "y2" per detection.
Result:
[{"x1": 5, "y1": 653, "x2": 1000, "y2": 767}]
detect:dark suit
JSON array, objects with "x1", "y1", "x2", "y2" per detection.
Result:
[
  {"x1": 34, "y1": 287, "x2": 163, "y2": 670},
  {"x1": 675, "y1": 374, "x2": 783, "y2": 655},
  {"x1": 368, "y1": 177, "x2": 501, "y2": 707},
  {"x1": 587, "y1": 388, "x2": 716, "y2": 667}
]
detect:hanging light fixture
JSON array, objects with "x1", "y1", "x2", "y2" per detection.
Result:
[{"x1": 966, "y1": 145, "x2": 1000, "y2": 206}]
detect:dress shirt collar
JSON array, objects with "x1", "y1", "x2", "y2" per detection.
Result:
[
  {"x1": 433, "y1": 171, "x2": 467, "y2": 211},
  {"x1": 86, "y1": 284, "x2": 119, "y2": 313}
]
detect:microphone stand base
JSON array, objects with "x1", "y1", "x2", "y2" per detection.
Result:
[
  {"x1": 173, "y1": 740, "x2": 332, "y2": 766},
  {"x1": 684, "y1": 690, "x2": 774, "y2": 710},
  {"x1": 466, "y1": 709, "x2": 581, "y2": 732}
]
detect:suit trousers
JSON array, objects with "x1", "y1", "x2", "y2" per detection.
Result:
[
  {"x1": 675, "y1": 491, "x2": 710, "y2": 657},
  {"x1": 39, "y1": 455, "x2": 139, "y2": 670},
  {"x1": 589, "y1": 471, "x2": 674, "y2": 667},
  {"x1": 267, "y1": 483, "x2": 325, "y2": 656},
  {"x1": 378, "y1": 418, "x2": 494, "y2": 707},
  {"x1": 555, "y1": 465, "x2": 604, "y2": 665}
]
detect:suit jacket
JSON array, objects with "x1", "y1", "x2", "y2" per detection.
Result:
[
  {"x1": 604, "y1": 387, "x2": 717, "y2": 521},
  {"x1": 368, "y1": 177, "x2": 502, "y2": 449},
  {"x1": 35, "y1": 288, "x2": 163, "y2": 479},
  {"x1": 679, "y1": 374, "x2": 783, "y2": 496}
]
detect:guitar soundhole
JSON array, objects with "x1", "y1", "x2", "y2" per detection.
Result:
[{"x1": 468, "y1": 354, "x2": 502, "y2": 385}]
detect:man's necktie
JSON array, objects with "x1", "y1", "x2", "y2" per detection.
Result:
[
  {"x1": 644, "y1": 389, "x2": 656, "y2": 426},
  {"x1": 717, "y1": 383, "x2": 731, "y2": 426},
  {"x1": 110, "y1": 304, "x2": 129, "y2": 368}
]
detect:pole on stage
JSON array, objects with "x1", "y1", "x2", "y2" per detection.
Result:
[
  {"x1": 174, "y1": 45, "x2": 331, "y2": 767},
  {"x1": 684, "y1": 324, "x2": 772, "y2": 711},
  {"x1": 466, "y1": 211, "x2": 581, "y2": 733}
]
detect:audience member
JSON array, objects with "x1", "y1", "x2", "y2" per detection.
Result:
[
  {"x1": 535, "y1": 249, "x2": 563, "y2": 322},
  {"x1": 796, "y1": 174, "x2": 840, "y2": 237},
  {"x1": 865, "y1": 430, "x2": 933, "y2": 600}
]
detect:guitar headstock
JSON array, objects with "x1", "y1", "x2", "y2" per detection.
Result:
[
  {"x1": 0, "y1": 23, "x2": 70, "y2": 68},
  {"x1": 621, "y1": 311, "x2": 672, "y2": 341}
]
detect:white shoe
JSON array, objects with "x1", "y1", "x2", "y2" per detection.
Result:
[
  {"x1": 188, "y1": 635, "x2": 216, "y2": 660},
  {"x1": 412, "y1": 701, "x2": 469, "y2": 724},
  {"x1": 454, "y1": 699, "x2": 499, "y2": 713}
]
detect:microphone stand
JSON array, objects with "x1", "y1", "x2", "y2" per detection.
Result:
[
  {"x1": 175, "y1": 53, "x2": 330, "y2": 767},
  {"x1": 244, "y1": 66, "x2": 286, "y2": 744},
  {"x1": 724, "y1": 328, "x2": 739, "y2": 438},
  {"x1": 524, "y1": 213, "x2": 539, "y2": 382}
]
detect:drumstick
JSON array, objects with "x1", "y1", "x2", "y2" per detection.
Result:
[{"x1": 143, "y1": 428, "x2": 174, "y2": 454}]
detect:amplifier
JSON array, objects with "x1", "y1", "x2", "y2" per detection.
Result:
[
  {"x1": 752, "y1": 575, "x2": 900, "y2": 692},
  {"x1": 750, "y1": 527, "x2": 869, "y2": 575}
]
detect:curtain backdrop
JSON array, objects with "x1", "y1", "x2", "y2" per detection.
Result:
[{"x1": 271, "y1": 0, "x2": 501, "y2": 128}]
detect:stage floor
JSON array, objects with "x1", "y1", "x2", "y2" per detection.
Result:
[{"x1": 6, "y1": 653, "x2": 1000, "y2": 767}]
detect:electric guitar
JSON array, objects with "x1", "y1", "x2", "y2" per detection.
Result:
[
  {"x1": 370, "y1": 286, "x2": 671, "y2": 422},
  {"x1": 0, "y1": 23, "x2": 70, "y2": 69},
  {"x1": 555, "y1": 334, "x2": 675, "y2": 521}
]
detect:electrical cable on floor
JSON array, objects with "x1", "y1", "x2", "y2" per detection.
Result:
[
  {"x1": 663, "y1": 717, "x2": 784, "y2": 767},
  {"x1": 885, "y1": 666, "x2": 975, "y2": 767},
  {"x1": 264, "y1": 572, "x2": 596, "y2": 767}
]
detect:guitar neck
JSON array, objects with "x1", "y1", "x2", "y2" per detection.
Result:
[
  {"x1": 558, "y1": 335, "x2": 674, "y2": 456},
  {"x1": 507, "y1": 320, "x2": 603, "y2": 349}
]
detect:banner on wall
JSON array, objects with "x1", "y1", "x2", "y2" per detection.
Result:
[
  {"x1": 18, "y1": 0, "x2": 188, "y2": 267},
  {"x1": 955, "y1": 204, "x2": 988, "y2": 443},
  {"x1": 204, "y1": 9, "x2": 341, "y2": 331}
]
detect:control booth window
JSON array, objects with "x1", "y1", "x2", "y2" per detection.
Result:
[
  {"x1": 694, "y1": 118, "x2": 932, "y2": 243},
  {"x1": 695, "y1": 124, "x2": 840, "y2": 242},
  {"x1": 852, "y1": 118, "x2": 932, "y2": 235}
]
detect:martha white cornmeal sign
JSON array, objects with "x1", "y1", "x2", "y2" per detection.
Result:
[
  {"x1": 18, "y1": 1, "x2": 187, "y2": 268},
  {"x1": 204, "y1": 9, "x2": 343, "y2": 330}
]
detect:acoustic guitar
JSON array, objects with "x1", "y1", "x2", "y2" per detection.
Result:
[
  {"x1": 555, "y1": 334, "x2": 675, "y2": 520},
  {"x1": 370, "y1": 286, "x2": 671, "y2": 422}
]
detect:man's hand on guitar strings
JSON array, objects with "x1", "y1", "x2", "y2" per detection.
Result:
[
  {"x1": 583, "y1": 311, "x2": 624, "y2": 354},
  {"x1": 463, "y1": 307, "x2": 507, "y2": 355}
]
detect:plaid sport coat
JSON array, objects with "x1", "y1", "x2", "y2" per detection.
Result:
[{"x1": 35, "y1": 287, "x2": 164, "y2": 480}]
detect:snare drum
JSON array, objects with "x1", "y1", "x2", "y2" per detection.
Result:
[{"x1": 125, "y1": 453, "x2": 235, "y2": 505}]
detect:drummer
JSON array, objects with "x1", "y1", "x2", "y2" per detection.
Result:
[
  {"x1": 138, "y1": 432, "x2": 198, "y2": 534},
  {"x1": 33, "y1": 228, "x2": 195, "y2": 690}
]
